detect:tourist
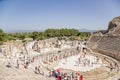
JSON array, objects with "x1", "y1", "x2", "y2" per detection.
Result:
[
  {"x1": 83, "y1": 62, "x2": 86, "y2": 67},
  {"x1": 52, "y1": 70, "x2": 58, "y2": 78},
  {"x1": 28, "y1": 57, "x2": 31, "y2": 63},
  {"x1": 52, "y1": 70, "x2": 56, "y2": 77},
  {"x1": 72, "y1": 72, "x2": 75, "y2": 79},
  {"x1": 63, "y1": 74, "x2": 68, "y2": 80},
  {"x1": 91, "y1": 62, "x2": 94, "y2": 67},
  {"x1": 57, "y1": 75, "x2": 61, "y2": 80},
  {"x1": 24, "y1": 60, "x2": 29, "y2": 69},
  {"x1": 35, "y1": 66, "x2": 39, "y2": 74},
  {"x1": 114, "y1": 62, "x2": 119, "y2": 73},
  {"x1": 61, "y1": 73, "x2": 64, "y2": 79},
  {"x1": 16, "y1": 59, "x2": 19, "y2": 68},
  {"x1": 39, "y1": 66, "x2": 44, "y2": 75},
  {"x1": 48, "y1": 70, "x2": 52, "y2": 77},
  {"x1": 95, "y1": 56, "x2": 99, "y2": 64},
  {"x1": 31, "y1": 57, "x2": 35, "y2": 63},
  {"x1": 78, "y1": 73, "x2": 81, "y2": 80},
  {"x1": 67, "y1": 75, "x2": 70, "y2": 80},
  {"x1": 108, "y1": 62, "x2": 114, "y2": 74},
  {"x1": 75, "y1": 72, "x2": 79, "y2": 80},
  {"x1": 6, "y1": 57, "x2": 12, "y2": 68},
  {"x1": 57, "y1": 69, "x2": 61, "y2": 76},
  {"x1": 81, "y1": 52, "x2": 86, "y2": 58},
  {"x1": 69, "y1": 73, "x2": 72, "y2": 78},
  {"x1": 35, "y1": 65, "x2": 42, "y2": 74},
  {"x1": 80, "y1": 75, "x2": 83, "y2": 80},
  {"x1": 75, "y1": 75, "x2": 78, "y2": 80}
]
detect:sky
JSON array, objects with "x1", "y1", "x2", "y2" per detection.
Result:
[{"x1": 0, "y1": 0, "x2": 120, "y2": 32}]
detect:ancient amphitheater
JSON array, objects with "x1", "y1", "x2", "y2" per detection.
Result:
[{"x1": 0, "y1": 17, "x2": 120, "y2": 80}]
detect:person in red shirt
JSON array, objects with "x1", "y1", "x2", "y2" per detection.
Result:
[
  {"x1": 57, "y1": 75, "x2": 61, "y2": 80},
  {"x1": 80, "y1": 75, "x2": 83, "y2": 80}
]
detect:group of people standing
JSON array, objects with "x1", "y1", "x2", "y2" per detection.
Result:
[
  {"x1": 6, "y1": 55, "x2": 35, "y2": 69},
  {"x1": 48, "y1": 69, "x2": 84, "y2": 80},
  {"x1": 6, "y1": 57, "x2": 20, "y2": 68}
]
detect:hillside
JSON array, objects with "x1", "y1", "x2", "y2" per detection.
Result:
[{"x1": 88, "y1": 16, "x2": 120, "y2": 61}]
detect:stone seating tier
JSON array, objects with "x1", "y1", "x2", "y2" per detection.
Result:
[
  {"x1": 89, "y1": 36, "x2": 120, "y2": 60},
  {"x1": 89, "y1": 36, "x2": 101, "y2": 42}
]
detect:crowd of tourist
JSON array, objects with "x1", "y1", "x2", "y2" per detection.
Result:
[
  {"x1": 48, "y1": 69, "x2": 84, "y2": 80},
  {"x1": 3, "y1": 39, "x2": 120, "y2": 80}
]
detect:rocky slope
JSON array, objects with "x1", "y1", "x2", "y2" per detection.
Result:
[
  {"x1": 107, "y1": 16, "x2": 120, "y2": 35},
  {"x1": 88, "y1": 16, "x2": 120, "y2": 61}
]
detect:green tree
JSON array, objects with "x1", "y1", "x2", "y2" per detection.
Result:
[{"x1": 0, "y1": 29, "x2": 6, "y2": 44}]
